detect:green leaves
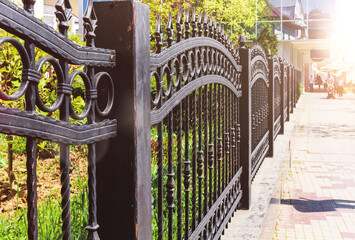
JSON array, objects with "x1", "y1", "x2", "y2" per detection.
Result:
[{"x1": 140, "y1": 0, "x2": 273, "y2": 42}]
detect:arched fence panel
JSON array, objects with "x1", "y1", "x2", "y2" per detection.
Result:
[
  {"x1": 149, "y1": 9, "x2": 242, "y2": 240},
  {"x1": 1, "y1": 1, "x2": 303, "y2": 238},
  {"x1": 249, "y1": 45, "x2": 269, "y2": 179},
  {"x1": 273, "y1": 56, "x2": 282, "y2": 139}
]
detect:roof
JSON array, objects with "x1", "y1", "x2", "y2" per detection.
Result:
[
  {"x1": 267, "y1": 2, "x2": 293, "y2": 20},
  {"x1": 268, "y1": 0, "x2": 297, "y2": 8}
]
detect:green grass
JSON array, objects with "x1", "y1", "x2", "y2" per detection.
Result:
[{"x1": 0, "y1": 181, "x2": 89, "y2": 239}]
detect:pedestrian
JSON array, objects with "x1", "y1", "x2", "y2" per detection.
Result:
[
  {"x1": 328, "y1": 74, "x2": 334, "y2": 86},
  {"x1": 338, "y1": 77, "x2": 344, "y2": 97},
  {"x1": 334, "y1": 74, "x2": 338, "y2": 95},
  {"x1": 309, "y1": 75, "x2": 314, "y2": 92}
]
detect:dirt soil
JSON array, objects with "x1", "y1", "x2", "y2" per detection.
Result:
[{"x1": 0, "y1": 148, "x2": 88, "y2": 217}]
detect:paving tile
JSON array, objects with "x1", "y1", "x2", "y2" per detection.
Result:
[{"x1": 272, "y1": 94, "x2": 355, "y2": 240}]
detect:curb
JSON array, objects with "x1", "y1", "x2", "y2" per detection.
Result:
[{"x1": 221, "y1": 95, "x2": 304, "y2": 240}]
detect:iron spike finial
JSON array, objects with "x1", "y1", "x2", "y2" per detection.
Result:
[
  {"x1": 176, "y1": 8, "x2": 183, "y2": 42},
  {"x1": 83, "y1": 0, "x2": 97, "y2": 45},
  {"x1": 218, "y1": 22, "x2": 222, "y2": 42},
  {"x1": 238, "y1": 33, "x2": 246, "y2": 48},
  {"x1": 184, "y1": 8, "x2": 191, "y2": 39},
  {"x1": 55, "y1": 0, "x2": 72, "y2": 35},
  {"x1": 197, "y1": 10, "x2": 203, "y2": 37},
  {"x1": 22, "y1": 0, "x2": 36, "y2": 13},
  {"x1": 208, "y1": 15, "x2": 213, "y2": 38},
  {"x1": 184, "y1": 8, "x2": 190, "y2": 23},
  {"x1": 191, "y1": 8, "x2": 197, "y2": 37},
  {"x1": 203, "y1": 12, "x2": 209, "y2": 37},
  {"x1": 166, "y1": 12, "x2": 174, "y2": 47},
  {"x1": 155, "y1": 14, "x2": 163, "y2": 53},
  {"x1": 213, "y1": 17, "x2": 218, "y2": 40},
  {"x1": 192, "y1": 8, "x2": 196, "y2": 22}
]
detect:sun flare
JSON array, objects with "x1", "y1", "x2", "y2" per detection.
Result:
[{"x1": 333, "y1": 0, "x2": 355, "y2": 52}]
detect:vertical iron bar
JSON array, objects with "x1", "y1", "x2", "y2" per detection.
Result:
[
  {"x1": 177, "y1": 100, "x2": 183, "y2": 240},
  {"x1": 22, "y1": 1, "x2": 38, "y2": 239},
  {"x1": 197, "y1": 87, "x2": 204, "y2": 223},
  {"x1": 217, "y1": 85, "x2": 222, "y2": 195},
  {"x1": 229, "y1": 90, "x2": 232, "y2": 182},
  {"x1": 192, "y1": 90, "x2": 197, "y2": 230},
  {"x1": 86, "y1": 144, "x2": 99, "y2": 239},
  {"x1": 184, "y1": 95, "x2": 191, "y2": 239},
  {"x1": 237, "y1": 98, "x2": 241, "y2": 171},
  {"x1": 167, "y1": 112, "x2": 175, "y2": 240},
  {"x1": 208, "y1": 84, "x2": 214, "y2": 208},
  {"x1": 55, "y1": 6, "x2": 72, "y2": 238},
  {"x1": 231, "y1": 94, "x2": 236, "y2": 176},
  {"x1": 158, "y1": 122, "x2": 164, "y2": 240},
  {"x1": 85, "y1": 15, "x2": 100, "y2": 239},
  {"x1": 58, "y1": 38, "x2": 72, "y2": 240},
  {"x1": 213, "y1": 84, "x2": 217, "y2": 201},
  {"x1": 26, "y1": 137, "x2": 38, "y2": 240},
  {"x1": 203, "y1": 85, "x2": 208, "y2": 231},
  {"x1": 225, "y1": 90, "x2": 230, "y2": 184},
  {"x1": 222, "y1": 86, "x2": 226, "y2": 190}
]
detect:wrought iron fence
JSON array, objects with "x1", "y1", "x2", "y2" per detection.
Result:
[
  {"x1": 273, "y1": 56, "x2": 282, "y2": 139},
  {"x1": 0, "y1": 0, "x2": 116, "y2": 239},
  {"x1": 0, "y1": 0, "x2": 302, "y2": 239},
  {"x1": 150, "y1": 9, "x2": 242, "y2": 240},
  {"x1": 283, "y1": 62, "x2": 290, "y2": 123},
  {"x1": 250, "y1": 44, "x2": 270, "y2": 178}
]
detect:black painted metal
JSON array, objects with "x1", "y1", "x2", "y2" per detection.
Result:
[
  {"x1": 280, "y1": 59, "x2": 285, "y2": 135},
  {"x1": 249, "y1": 44, "x2": 269, "y2": 179},
  {"x1": 0, "y1": 0, "x2": 116, "y2": 239},
  {"x1": 239, "y1": 47, "x2": 251, "y2": 209},
  {"x1": 267, "y1": 53, "x2": 274, "y2": 157},
  {"x1": 94, "y1": 2, "x2": 151, "y2": 240},
  {"x1": 1, "y1": 0, "x2": 303, "y2": 239},
  {"x1": 285, "y1": 64, "x2": 290, "y2": 122},
  {"x1": 150, "y1": 9, "x2": 242, "y2": 240},
  {"x1": 272, "y1": 56, "x2": 282, "y2": 140}
]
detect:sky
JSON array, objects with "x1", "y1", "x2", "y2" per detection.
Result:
[{"x1": 300, "y1": 0, "x2": 336, "y2": 16}]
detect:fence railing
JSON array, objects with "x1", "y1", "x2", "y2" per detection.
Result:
[
  {"x1": 0, "y1": 0, "x2": 116, "y2": 239},
  {"x1": 0, "y1": 0, "x2": 302, "y2": 239}
]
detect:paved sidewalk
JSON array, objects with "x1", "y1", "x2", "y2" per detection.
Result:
[{"x1": 273, "y1": 93, "x2": 355, "y2": 240}]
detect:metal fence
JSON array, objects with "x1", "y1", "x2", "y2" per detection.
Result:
[
  {"x1": 0, "y1": 0, "x2": 116, "y2": 239},
  {"x1": 0, "y1": 0, "x2": 302, "y2": 239}
]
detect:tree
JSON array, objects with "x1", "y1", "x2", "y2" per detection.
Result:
[
  {"x1": 140, "y1": 0, "x2": 276, "y2": 45},
  {"x1": 254, "y1": 27, "x2": 279, "y2": 55}
]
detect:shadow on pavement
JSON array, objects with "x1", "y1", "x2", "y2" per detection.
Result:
[
  {"x1": 296, "y1": 124, "x2": 355, "y2": 139},
  {"x1": 280, "y1": 198, "x2": 355, "y2": 212}
]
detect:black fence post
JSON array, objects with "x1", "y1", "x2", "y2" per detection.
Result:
[
  {"x1": 286, "y1": 65, "x2": 290, "y2": 122},
  {"x1": 94, "y1": 1, "x2": 151, "y2": 239},
  {"x1": 294, "y1": 68, "x2": 297, "y2": 107},
  {"x1": 239, "y1": 47, "x2": 251, "y2": 209},
  {"x1": 280, "y1": 60, "x2": 285, "y2": 135},
  {"x1": 290, "y1": 66, "x2": 294, "y2": 114},
  {"x1": 267, "y1": 55, "x2": 274, "y2": 157}
]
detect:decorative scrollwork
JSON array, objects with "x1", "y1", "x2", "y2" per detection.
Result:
[
  {"x1": 250, "y1": 44, "x2": 269, "y2": 87},
  {"x1": 150, "y1": 9, "x2": 243, "y2": 115},
  {"x1": 251, "y1": 133, "x2": 269, "y2": 178},
  {"x1": 251, "y1": 79, "x2": 269, "y2": 151},
  {"x1": 0, "y1": 37, "x2": 30, "y2": 101}
]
